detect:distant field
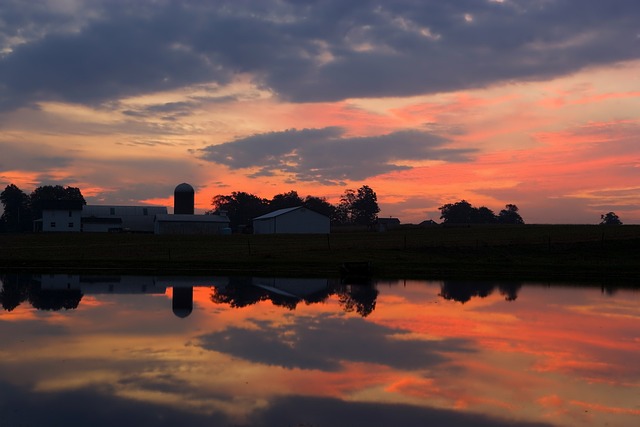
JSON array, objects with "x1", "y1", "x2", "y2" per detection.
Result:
[{"x1": 1, "y1": 224, "x2": 639, "y2": 281}]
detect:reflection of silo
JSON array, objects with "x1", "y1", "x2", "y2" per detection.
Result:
[
  {"x1": 172, "y1": 287, "x2": 193, "y2": 318},
  {"x1": 174, "y1": 183, "x2": 194, "y2": 214}
]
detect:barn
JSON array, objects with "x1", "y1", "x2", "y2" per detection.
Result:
[
  {"x1": 253, "y1": 206, "x2": 330, "y2": 234},
  {"x1": 154, "y1": 214, "x2": 230, "y2": 235},
  {"x1": 82, "y1": 205, "x2": 167, "y2": 233}
]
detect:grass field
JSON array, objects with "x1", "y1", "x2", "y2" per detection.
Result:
[{"x1": 1, "y1": 224, "x2": 639, "y2": 281}]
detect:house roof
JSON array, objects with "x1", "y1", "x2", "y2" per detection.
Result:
[
  {"x1": 155, "y1": 214, "x2": 229, "y2": 223},
  {"x1": 42, "y1": 200, "x2": 84, "y2": 211}
]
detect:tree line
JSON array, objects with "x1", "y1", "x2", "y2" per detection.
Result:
[
  {"x1": 438, "y1": 200, "x2": 525, "y2": 225},
  {"x1": 1, "y1": 182, "x2": 625, "y2": 233}
]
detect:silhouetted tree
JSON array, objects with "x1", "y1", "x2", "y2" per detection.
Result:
[
  {"x1": 29, "y1": 185, "x2": 86, "y2": 221},
  {"x1": 303, "y1": 195, "x2": 336, "y2": 220},
  {"x1": 351, "y1": 185, "x2": 380, "y2": 226},
  {"x1": 210, "y1": 192, "x2": 269, "y2": 231},
  {"x1": 439, "y1": 200, "x2": 478, "y2": 224},
  {"x1": 269, "y1": 190, "x2": 304, "y2": 211},
  {"x1": 0, "y1": 184, "x2": 32, "y2": 232},
  {"x1": 497, "y1": 204, "x2": 525, "y2": 224},
  {"x1": 475, "y1": 206, "x2": 497, "y2": 224},
  {"x1": 439, "y1": 281, "x2": 495, "y2": 303},
  {"x1": 28, "y1": 286, "x2": 83, "y2": 310},
  {"x1": 337, "y1": 284, "x2": 378, "y2": 317},
  {"x1": 336, "y1": 186, "x2": 380, "y2": 226},
  {"x1": 0, "y1": 273, "x2": 31, "y2": 311},
  {"x1": 600, "y1": 212, "x2": 622, "y2": 225}
]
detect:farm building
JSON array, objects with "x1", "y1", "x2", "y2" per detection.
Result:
[
  {"x1": 154, "y1": 214, "x2": 230, "y2": 235},
  {"x1": 253, "y1": 206, "x2": 330, "y2": 234},
  {"x1": 35, "y1": 200, "x2": 84, "y2": 232},
  {"x1": 377, "y1": 217, "x2": 401, "y2": 232},
  {"x1": 82, "y1": 205, "x2": 167, "y2": 232}
]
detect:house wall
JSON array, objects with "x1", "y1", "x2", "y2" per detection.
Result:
[{"x1": 42, "y1": 209, "x2": 82, "y2": 232}]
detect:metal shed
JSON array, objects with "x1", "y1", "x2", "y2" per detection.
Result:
[
  {"x1": 253, "y1": 206, "x2": 330, "y2": 234},
  {"x1": 154, "y1": 214, "x2": 230, "y2": 235}
]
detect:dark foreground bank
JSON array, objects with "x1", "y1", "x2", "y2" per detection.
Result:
[{"x1": 1, "y1": 225, "x2": 639, "y2": 282}]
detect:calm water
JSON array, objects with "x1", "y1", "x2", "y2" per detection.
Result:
[{"x1": 0, "y1": 273, "x2": 638, "y2": 427}]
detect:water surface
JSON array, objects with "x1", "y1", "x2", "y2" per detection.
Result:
[{"x1": 1, "y1": 273, "x2": 638, "y2": 426}]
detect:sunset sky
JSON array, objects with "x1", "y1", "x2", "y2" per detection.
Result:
[{"x1": 1, "y1": 0, "x2": 639, "y2": 224}]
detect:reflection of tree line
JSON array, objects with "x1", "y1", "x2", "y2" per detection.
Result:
[
  {"x1": 0, "y1": 273, "x2": 83, "y2": 311},
  {"x1": 1, "y1": 273, "x2": 578, "y2": 314},
  {"x1": 0, "y1": 273, "x2": 379, "y2": 317},
  {"x1": 210, "y1": 277, "x2": 379, "y2": 317},
  {"x1": 439, "y1": 281, "x2": 522, "y2": 303}
]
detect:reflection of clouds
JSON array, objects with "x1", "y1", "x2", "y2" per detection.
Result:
[
  {"x1": 195, "y1": 314, "x2": 474, "y2": 371},
  {"x1": 246, "y1": 395, "x2": 553, "y2": 427}
]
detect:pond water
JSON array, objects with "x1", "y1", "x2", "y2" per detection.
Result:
[{"x1": 0, "y1": 272, "x2": 638, "y2": 427}]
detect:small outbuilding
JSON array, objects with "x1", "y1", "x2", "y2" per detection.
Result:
[
  {"x1": 154, "y1": 214, "x2": 230, "y2": 235},
  {"x1": 253, "y1": 206, "x2": 330, "y2": 234}
]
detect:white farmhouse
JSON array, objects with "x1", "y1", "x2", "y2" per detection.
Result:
[
  {"x1": 36, "y1": 200, "x2": 84, "y2": 232},
  {"x1": 253, "y1": 206, "x2": 330, "y2": 234}
]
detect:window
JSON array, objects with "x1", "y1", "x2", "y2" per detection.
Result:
[
  {"x1": 143, "y1": 208, "x2": 148, "y2": 216},
  {"x1": 110, "y1": 207, "x2": 115, "y2": 215},
  {"x1": 68, "y1": 211, "x2": 73, "y2": 217},
  {"x1": 50, "y1": 222, "x2": 56, "y2": 228},
  {"x1": 68, "y1": 222, "x2": 74, "y2": 228}
]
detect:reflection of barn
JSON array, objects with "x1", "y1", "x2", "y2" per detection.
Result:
[{"x1": 253, "y1": 206, "x2": 330, "y2": 234}]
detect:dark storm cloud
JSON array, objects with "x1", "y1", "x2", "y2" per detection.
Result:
[
  {"x1": 1, "y1": 0, "x2": 639, "y2": 109},
  {"x1": 196, "y1": 127, "x2": 474, "y2": 183},
  {"x1": 196, "y1": 314, "x2": 473, "y2": 371}
]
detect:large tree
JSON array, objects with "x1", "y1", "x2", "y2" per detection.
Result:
[
  {"x1": 0, "y1": 184, "x2": 32, "y2": 232},
  {"x1": 303, "y1": 195, "x2": 336, "y2": 220},
  {"x1": 336, "y1": 185, "x2": 380, "y2": 226},
  {"x1": 269, "y1": 190, "x2": 304, "y2": 211},
  {"x1": 497, "y1": 204, "x2": 525, "y2": 224},
  {"x1": 600, "y1": 212, "x2": 622, "y2": 225},
  {"x1": 438, "y1": 200, "x2": 510, "y2": 224},
  {"x1": 29, "y1": 185, "x2": 86, "y2": 221},
  {"x1": 439, "y1": 200, "x2": 477, "y2": 224},
  {"x1": 210, "y1": 191, "x2": 268, "y2": 231}
]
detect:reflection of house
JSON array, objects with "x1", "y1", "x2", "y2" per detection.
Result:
[
  {"x1": 82, "y1": 205, "x2": 167, "y2": 233},
  {"x1": 154, "y1": 214, "x2": 230, "y2": 235},
  {"x1": 253, "y1": 206, "x2": 330, "y2": 234},
  {"x1": 35, "y1": 200, "x2": 84, "y2": 232}
]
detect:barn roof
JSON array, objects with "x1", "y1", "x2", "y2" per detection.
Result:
[{"x1": 253, "y1": 206, "x2": 304, "y2": 220}]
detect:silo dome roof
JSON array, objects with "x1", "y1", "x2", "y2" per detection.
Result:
[{"x1": 174, "y1": 183, "x2": 194, "y2": 193}]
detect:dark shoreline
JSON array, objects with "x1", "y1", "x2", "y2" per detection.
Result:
[{"x1": 1, "y1": 224, "x2": 639, "y2": 284}]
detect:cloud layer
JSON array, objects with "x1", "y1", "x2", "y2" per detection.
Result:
[
  {"x1": 2, "y1": 0, "x2": 639, "y2": 109},
  {"x1": 197, "y1": 127, "x2": 474, "y2": 183}
]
